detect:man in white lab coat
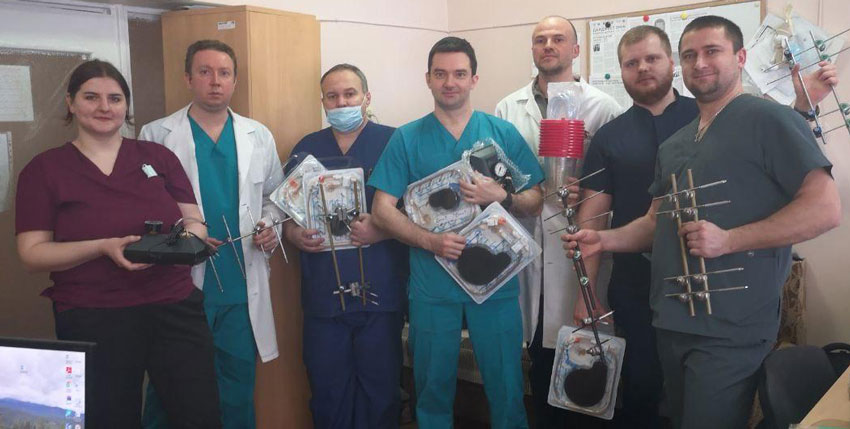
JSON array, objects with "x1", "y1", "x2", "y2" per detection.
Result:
[
  {"x1": 495, "y1": 15, "x2": 622, "y2": 428},
  {"x1": 138, "y1": 39, "x2": 283, "y2": 429}
]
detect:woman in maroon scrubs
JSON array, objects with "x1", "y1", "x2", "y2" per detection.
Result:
[{"x1": 15, "y1": 60, "x2": 221, "y2": 428}]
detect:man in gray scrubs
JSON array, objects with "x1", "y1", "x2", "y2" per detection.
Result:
[{"x1": 564, "y1": 16, "x2": 841, "y2": 428}]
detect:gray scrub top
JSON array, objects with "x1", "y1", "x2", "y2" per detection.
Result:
[{"x1": 647, "y1": 94, "x2": 831, "y2": 341}]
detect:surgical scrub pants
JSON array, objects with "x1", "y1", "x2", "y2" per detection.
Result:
[
  {"x1": 303, "y1": 311, "x2": 403, "y2": 429},
  {"x1": 655, "y1": 328, "x2": 773, "y2": 429},
  {"x1": 409, "y1": 297, "x2": 528, "y2": 429},
  {"x1": 143, "y1": 303, "x2": 257, "y2": 429}
]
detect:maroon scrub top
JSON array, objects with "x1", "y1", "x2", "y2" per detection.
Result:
[{"x1": 15, "y1": 139, "x2": 198, "y2": 311}]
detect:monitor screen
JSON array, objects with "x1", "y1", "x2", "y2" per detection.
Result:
[{"x1": 0, "y1": 337, "x2": 94, "y2": 429}]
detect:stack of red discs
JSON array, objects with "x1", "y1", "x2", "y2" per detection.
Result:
[{"x1": 539, "y1": 119, "x2": 585, "y2": 158}]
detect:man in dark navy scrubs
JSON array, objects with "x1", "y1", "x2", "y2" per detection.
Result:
[{"x1": 283, "y1": 63, "x2": 408, "y2": 429}]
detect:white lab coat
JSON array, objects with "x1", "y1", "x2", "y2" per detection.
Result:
[
  {"x1": 139, "y1": 104, "x2": 284, "y2": 362},
  {"x1": 496, "y1": 80, "x2": 623, "y2": 348}
]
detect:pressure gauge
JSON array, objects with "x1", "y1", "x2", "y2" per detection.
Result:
[{"x1": 494, "y1": 162, "x2": 508, "y2": 178}]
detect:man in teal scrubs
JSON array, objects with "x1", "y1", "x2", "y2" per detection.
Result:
[
  {"x1": 370, "y1": 37, "x2": 544, "y2": 428},
  {"x1": 139, "y1": 40, "x2": 284, "y2": 428}
]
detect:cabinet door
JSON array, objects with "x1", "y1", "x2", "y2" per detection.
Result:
[{"x1": 161, "y1": 9, "x2": 250, "y2": 115}]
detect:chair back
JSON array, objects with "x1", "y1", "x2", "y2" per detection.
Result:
[{"x1": 758, "y1": 345, "x2": 837, "y2": 429}]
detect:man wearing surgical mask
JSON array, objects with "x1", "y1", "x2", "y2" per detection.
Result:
[{"x1": 283, "y1": 64, "x2": 408, "y2": 429}]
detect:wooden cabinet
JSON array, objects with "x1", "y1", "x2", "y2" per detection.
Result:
[{"x1": 161, "y1": 6, "x2": 319, "y2": 428}]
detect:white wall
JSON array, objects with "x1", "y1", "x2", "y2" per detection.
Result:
[
  {"x1": 0, "y1": 2, "x2": 126, "y2": 67},
  {"x1": 207, "y1": 0, "x2": 449, "y2": 127},
  {"x1": 319, "y1": 22, "x2": 443, "y2": 127}
]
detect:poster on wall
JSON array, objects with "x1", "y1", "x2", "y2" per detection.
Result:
[
  {"x1": 590, "y1": 18, "x2": 629, "y2": 78},
  {"x1": 589, "y1": 75, "x2": 632, "y2": 109},
  {"x1": 587, "y1": 1, "x2": 762, "y2": 101},
  {"x1": 0, "y1": 131, "x2": 11, "y2": 213},
  {"x1": 0, "y1": 65, "x2": 34, "y2": 122}
]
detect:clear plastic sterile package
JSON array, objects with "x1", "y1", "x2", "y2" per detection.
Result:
[
  {"x1": 403, "y1": 160, "x2": 480, "y2": 233},
  {"x1": 547, "y1": 326, "x2": 626, "y2": 420},
  {"x1": 303, "y1": 168, "x2": 367, "y2": 252},
  {"x1": 462, "y1": 138, "x2": 530, "y2": 193},
  {"x1": 270, "y1": 154, "x2": 326, "y2": 228},
  {"x1": 436, "y1": 202, "x2": 541, "y2": 303}
]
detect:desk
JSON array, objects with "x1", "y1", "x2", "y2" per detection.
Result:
[{"x1": 800, "y1": 366, "x2": 850, "y2": 427}]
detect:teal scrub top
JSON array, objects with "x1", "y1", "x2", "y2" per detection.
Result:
[
  {"x1": 190, "y1": 114, "x2": 248, "y2": 305},
  {"x1": 368, "y1": 111, "x2": 544, "y2": 304}
]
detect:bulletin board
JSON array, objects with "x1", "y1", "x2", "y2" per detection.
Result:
[
  {"x1": 586, "y1": 0, "x2": 764, "y2": 108},
  {"x1": 0, "y1": 47, "x2": 89, "y2": 339}
]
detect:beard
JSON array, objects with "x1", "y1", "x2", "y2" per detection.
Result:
[
  {"x1": 535, "y1": 57, "x2": 568, "y2": 77},
  {"x1": 684, "y1": 69, "x2": 739, "y2": 102},
  {"x1": 624, "y1": 70, "x2": 674, "y2": 105}
]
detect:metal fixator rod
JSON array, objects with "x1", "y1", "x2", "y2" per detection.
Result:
[
  {"x1": 656, "y1": 200, "x2": 731, "y2": 217},
  {"x1": 319, "y1": 181, "x2": 347, "y2": 312},
  {"x1": 685, "y1": 170, "x2": 713, "y2": 314},
  {"x1": 544, "y1": 190, "x2": 606, "y2": 221},
  {"x1": 543, "y1": 168, "x2": 606, "y2": 200},
  {"x1": 664, "y1": 267, "x2": 744, "y2": 282},
  {"x1": 269, "y1": 217, "x2": 289, "y2": 263},
  {"x1": 809, "y1": 30, "x2": 850, "y2": 139},
  {"x1": 571, "y1": 310, "x2": 615, "y2": 333},
  {"x1": 353, "y1": 179, "x2": 369, "y2": 307},
  {"x1": 548, "y1": 210, "x2": 613, "y2": 235},
  {"x1": 222, "y1": 214, "x2": 247, "y2": 280},
  {"x1": 244, "y1": 205, "x2": 267, "y2": 258},
  {"x1": 766, "y1": 44, "x2": 850, "y2": 86},
  {"x1": 208, "y1": 254, "x2": 224, "y2": 293},
  {"x1": 218, "y1": 218, "x2": 293, "y2": 246},
  {"x1": 559, "y1": 190, "x2": 608, "y2": 361},
  {"x1": 652, "y1": 179, "x2": 727, "y2": 201},
  {"x1": 793, "y1": 26, "x2": 850, "y2": 57},
  {"x1": 665, "y1": 285, "x2": 749, "y2": 298},
  {"x1": 823, "y1": 120, "x2": 850, "y2": 135},
  {"x1": 669, "y1": 173, "x2": 696, "y2": 316}
]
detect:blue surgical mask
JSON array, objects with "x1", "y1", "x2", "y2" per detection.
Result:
[{"x1": 326, "y1": 103, "x2": 364, "y2": 133}]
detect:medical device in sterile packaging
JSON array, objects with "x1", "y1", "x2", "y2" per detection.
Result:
[
  {"x1": 404, "y1": 160, "x2": 480, "y2": 233},
  {"x1": 270, "y1": 154, "x2": 326, "y2": 228},
  {"x1": 303, "y1": 168, "x2": 367, "y2": 252},
  {"x1": 462, "y1": 138, "x2": 530, "y2": 194},
  {"x1": 548, "y1": 326, "x2": 626, "y2": 420},
  {"x1": 436, "y1": 203, "x2": 541, "y2": 304}
]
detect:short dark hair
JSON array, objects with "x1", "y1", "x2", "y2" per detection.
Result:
[
  {"x1": 428, "y1": 37, "x2": 477, "y2": 75},
  {"x1": 618, "y1": 25, "x2": 673, "y2": 63},
  {"x1": 65, "y1": 59, "x2": 132, "y2": 125},
  {"x1": 184, "y1": 39, "x2": 238, "y2": 76},
  {"x1": 678, "y1": 15, "x2": 744, "y2": 53},
  {"x1": 321, "y1": 63, "x2": 369, "y2": 92}
]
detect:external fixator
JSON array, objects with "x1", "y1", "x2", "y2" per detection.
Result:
[
  {"x1": 656, "y1": 169, "x2": 747, "y2": 317},
  {"x1": 319, "y1": 178, "x2": 378, "y2": 311}
]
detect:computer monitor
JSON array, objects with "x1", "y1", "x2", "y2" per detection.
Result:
[{"x1": 0, "y1": 337, "x2": 94, "y2": 429}]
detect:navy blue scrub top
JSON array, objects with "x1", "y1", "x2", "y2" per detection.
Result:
[
  {"x1": 582, "y1": 91, "x2": 698, "y2": 295},
  {"x1": 289, "y1": 121, "x2": 409, "y2": 317}
]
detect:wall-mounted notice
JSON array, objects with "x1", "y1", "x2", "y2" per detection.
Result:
[
  {"x1": 589, "y1": 75, "x2": 632, "y2": 109},
  {"x1": 589, "y1": 18, "x2": 629, "y2": 78},
  {"x1": 0, "y1": 132, "x2": 11, "y2": 212},
  {"x1": 0, "y1": 65, "x2": 34, "y2": 122}
]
